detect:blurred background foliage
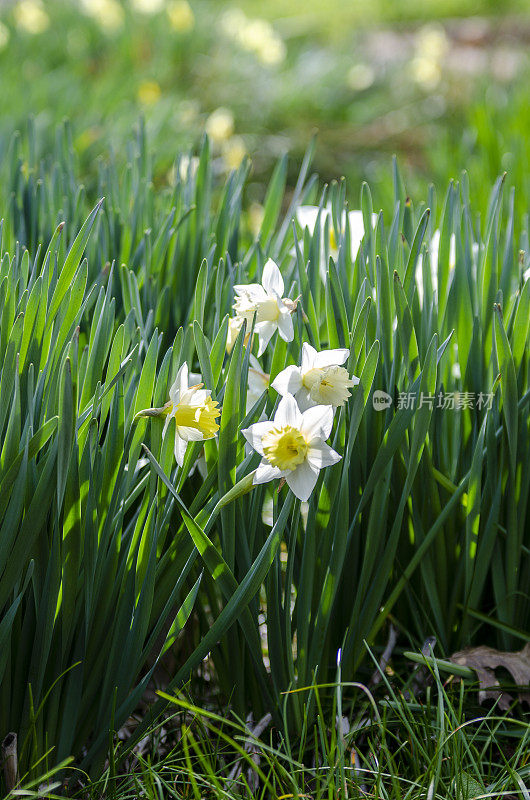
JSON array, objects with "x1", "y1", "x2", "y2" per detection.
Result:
[{"x1": 0, "y1": 0, "x2": 529, "y2": 212}]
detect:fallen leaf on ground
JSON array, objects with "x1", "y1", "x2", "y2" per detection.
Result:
[{"x1": 450, "y1": 643, "x2": 530, "y2": 710}]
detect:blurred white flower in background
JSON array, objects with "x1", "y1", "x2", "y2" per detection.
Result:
[
  {"x1": 242, "y1": 394, "x2": 341, "y2": 501},
  {"x1": 0, "y1": 21, "x2": 10, "y2": 50},
  {"x1": 347, "y1": 63, "x2": 375, "y2": 92},
  {"x1": 131, "y1": 0, "x2": 165, "y2": 14},
  {"x1": 177, "y1": 154, "x2": 199, "y2": 182},
  {"x1": 80, "y1": 0, "x2": 124, "y2": 32},
  {"x1": 416, "y1": 229, "x2": 455, "y2": 304},
  {"x1": 246, "y1": 356, "x2": 269, "y2": 414},
  {"x1": 272, "y1": 344, "x2": 358, "y2": 411},
  {"x1": 206, "y1": 108, "x2": 235, "y2": 143},
  {"x1": 221, "y1": 7, "x2": 286, "y2": 66},
  {"x1": 296, "y1": 204, "x2": 377, "y2": 279},
  {"x1": 14, "y1": 0, "x2": 49, "y2": 34}
]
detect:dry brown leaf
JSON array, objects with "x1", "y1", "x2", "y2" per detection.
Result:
[{"x1": 450, "y1": 643, "x2": 530, "y2": 710}]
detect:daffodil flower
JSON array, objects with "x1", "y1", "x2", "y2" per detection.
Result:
[
  {"x1": 233, "y1": 258, "x2": 296, "y2": 356},
  {"x1": 295, "y1": 205, "x2": 377, "y2": 279},
  {"x1": 242, "y1": 394, "x2": 341, "y2": 501},
  {"x1": 226, "y1": 315, "x2": 253, "y2": 354},
  {"x1": 163, "y1": 363, "x2": 220, "y2": 467},
  {"x1": 416, "y1": 230, "x2": 455, "y2": 304},
  {"x1": 416, "y1": 230, "x2": 479, "y2": 305},
  {"x1": 271, "y1": 343, "x2": 359, "y2": 411}
]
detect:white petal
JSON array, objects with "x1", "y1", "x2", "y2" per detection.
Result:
[
  {"x1": 295, "y1": 388, "x2": 316, "y2": 412},
  {"x1": 233, "y1": 283, "x2": 267, "y2": 301},
  {"x1": 261, "y1": 258, "x2": 284, "y2": 297},
  {"x1": 296, "y1": 205, "x2": 320, "y2": 234},
  {"x1": 348, "y1": 210, "x2": 365, "y2": 239},
  {"x1": 300, "y1": 342, "x2": 317, "y2": 372},
  {"x1": 300, "y1": 404, "x2": 334, "y2": 441},
  {"x1": 170, "y1": 362, "x2": 188, "y2": 405},
  {"x1": 248, "y1": 367, "x2": 269, "y2": 395},
  {"x1": 177, "y1": 425, "x2": 205, "y2": 442},
  {"x1": 307, "y1": 440, "x2": 342, "y2": 469},
  {"x1": 174, "y1": 433, "x2": 188, "y2": 467},
  {"x1": 241, "y1": 421, "x2": 275, "y2": 456},
  {"x1": 271, "y1": 365, "x2": 303, "y2": 397},
  {"x1": 312, "y1": 348, "x2": 350, "y2": 368},
  {"x1": 276, "y1": 310, "x2": 294, "y2": 343},
  {"x1": 348, "y1": 211, "x2": 377, "y2": 259},
  {"x1": 162, "y1": 412, "x2": 172, "y2": 438},
  {"x1": 348, "y1": 211, "x2": 365, "y2": 258},
  {"x1": 254, "y1": 461, "x2": 283, "y2": 485},
  {"x1": 180, "y1": 387, "x2": 209, "y2": 407},
  {"x1": 449, "y1": 232, "x2": 456, "y2": 270},
  {"x1": 274, "y1": 393, "x2": 303, "y2": 428},
  {"x1": 285, "y1": 459, "x2": 319, "y2": 502},
  {"x1": 255, "y1": 321, "x2": 277, "y2": 356}
]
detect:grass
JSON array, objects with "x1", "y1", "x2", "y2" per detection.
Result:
[{"x1": 23, "y1": 662, "x2": 530, "y2": 799}]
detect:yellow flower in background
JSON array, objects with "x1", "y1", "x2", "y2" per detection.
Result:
[
  {"x1": 248, "y1": 203, "x2": 264, "y2": 238},
  {"x1": 411, "y1": 23, "x2": 449, "y2": 90},
  {"x1": 137, "y1": 80, "x2": 162, "y2": 105},
  {"x1": 131, "y1": 0, "x2": 165, "y2": 14},
  {"x1": 80, "y1": 0, "x2": 124, "y2": 32},
  {"x1": 14, "y1": 0, "x2": 49, "y2": 34},
  {"x1": 417, "y1": 24, "x2": 449, "y2": 61},
  {"x1": 167, "y1": 0, "x2": 194, "y2": 32},
  {"x1": 0, "y1": 21, "x2": 10, "y2": 50},
  {"x1": 222, "y1": 136, "x2": 246, "y2": 171},
  {"x1": 205, "y1": 108, "x2": 235, "y2": 143}
]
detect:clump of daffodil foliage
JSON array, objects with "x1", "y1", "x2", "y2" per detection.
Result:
[{"x1": 0, "y1": 122, "x2": 529, "y2": 784}]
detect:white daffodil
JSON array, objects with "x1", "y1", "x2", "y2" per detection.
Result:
[
  {"x1": 233, "y1": 258, "x2": 296, "y2": 356},
  {"x1": 162, "y1": 363, "x2": 220, "y2": 467},
  {"x1": 416, "y1": 230, "x2": 455, "y2": 303},
  {"x1": 242, "y1": 394, "x2": 341, "y2": 502},
  {"x1": 272, "y1": 343, "x2": 359, "y2": 411},
  {"x1": 246, "y1": 355, "x2": 269, "y2": 414},
  {"x1": 295, "y1": 205, "x2": 377, "y2": 279},
  {"x1": 416, "y1": 230, "x2": 479, "y2": 305}
]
